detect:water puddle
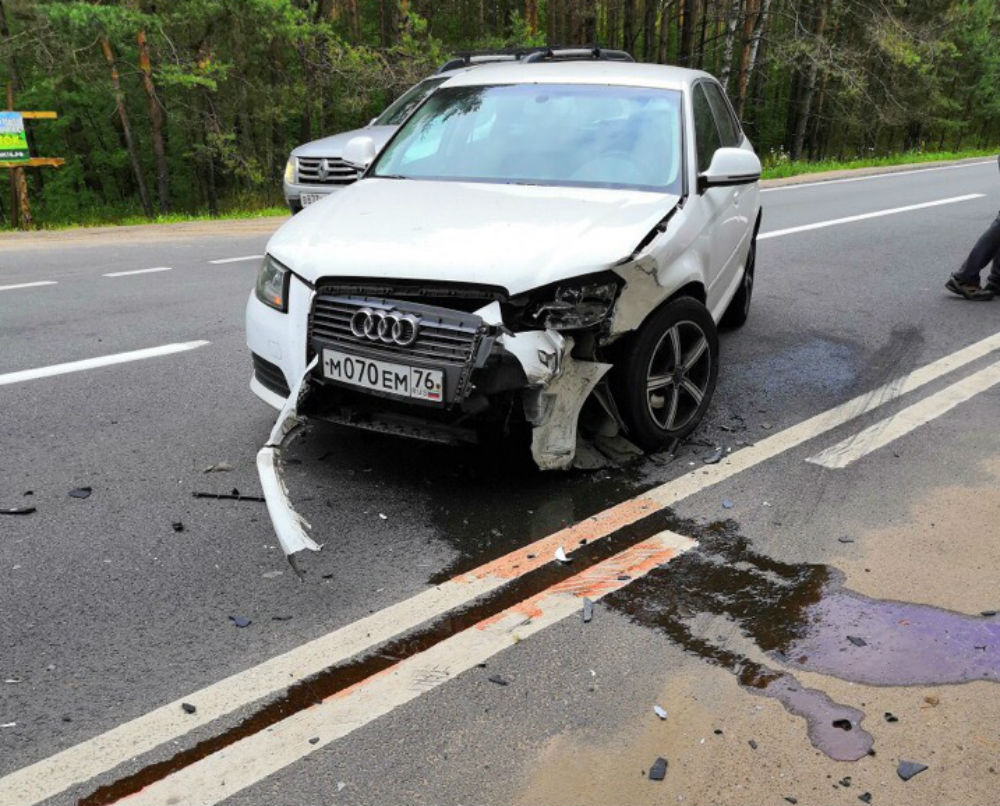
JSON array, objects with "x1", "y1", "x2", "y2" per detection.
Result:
[{"x1": 606, "y1": 520, "x2": 999, "y2": 761}]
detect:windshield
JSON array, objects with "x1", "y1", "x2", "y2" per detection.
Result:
[
  {"x1": 374, "y1": 77, "x2": 449, "y2": 126},
  {"x1": 372, "y1": 83, "x2": 684, "y2": 193}
]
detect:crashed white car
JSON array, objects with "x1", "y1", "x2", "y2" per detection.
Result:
[{"x1": 247, "y1": 60, "x2": 761, "y2": 474}]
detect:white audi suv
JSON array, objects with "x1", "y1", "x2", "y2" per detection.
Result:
[{"x1": 248, "y1": 55, "x2": 761, "y2": 472}]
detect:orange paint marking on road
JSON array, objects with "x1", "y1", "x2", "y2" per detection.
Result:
[{"x1": 455, "y1": 496, "x2": 660, "y2": 583}]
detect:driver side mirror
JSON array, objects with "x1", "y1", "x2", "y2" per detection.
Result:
[
  {"x1": 698, "y1": 147, "x2": 762, "y2": 192},
  {"x1": 343, "y1": 136, "x2": 378, "y2": 170}
]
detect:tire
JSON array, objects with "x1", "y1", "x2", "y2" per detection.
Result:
[
  {"x1": 615, "y1": 297, "x2": 719, "y2": 451},
  {"x1": 720, "y1": 234, "x2": 756, "y2": 329},
  {"x1": 288, "y1": 200, "x2": 303, "y2": 215}
]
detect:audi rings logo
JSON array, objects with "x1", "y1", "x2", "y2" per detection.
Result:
[{"x1": 350, "y1": 308, "x2": 420, "y2": 347}]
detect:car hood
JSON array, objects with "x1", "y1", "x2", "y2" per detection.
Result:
[
  {"x1": 290, "y1": 126, "x2": 397, "y2": 159},
  {"x1": 267, "y1": 179, "x2": 680, "y2": 295}
]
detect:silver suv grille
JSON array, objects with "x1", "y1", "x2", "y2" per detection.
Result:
[
  {"x1": 296, "y1": 157, "x2": 360, "y2": 186},
  {"x1": 311, "y1": 296, "x2": 483, "y2": 365}
]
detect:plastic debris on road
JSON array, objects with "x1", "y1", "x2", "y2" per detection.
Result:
[
  {"x1": 653, "y1": 705, "x2": 667, "y2": 720},
  {"x1": 554, "y1": 546, "x2": 570, "y2": 563},
  {"x1": 1, "y1": 506, "x2": 35, "y2": 515},
  {"x1": 884, "y1": 712, "x2": 898, "y2": 723},
  {"x1": 722, "y1": 499, "x2": 734, "y2": 509},
  {"x1": 582, "y1": 598, "x2": 594, "y2": 623},
  {"x1": 171, "y1": 521, "x2": 184, "y2": 532},
  {"x1": 488, "y1": 674, "x2": 509, "y2": 686},
  {"x1": 192, "y1": 490, "x2": 265, "y2": 502},
  {"x1": 847, "y1": 636, "x2": 867, "y2": 647},
  {"x1": 202, "y1": 462, "x2": 234, "y2": 473},
  {"x1": 229, "y1": 615, "x2": 251, "y2": 628},
  {"x1": 648, "y1": 757, "x2": 667, "y2": 781},
  {"x1": 68, "y1": 487, "x2": 92, "y2": 499},
  {"x1": 897, "y1": 761, "x2": 928, "y2": 781},
  {"x1": 181, "y1": 703, "x2": 196, "y2": 714}
]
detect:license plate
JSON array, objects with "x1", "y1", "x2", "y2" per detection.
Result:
[
  {"x1": 300, "y1": 193, "x2": 325, "y2": 207},
  {"x1": 322, "y1": 349, "x2": 443, "y2": 403}
]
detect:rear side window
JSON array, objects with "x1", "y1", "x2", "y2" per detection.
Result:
[
  {"x1": 702, "y1": 82, "x2": 742, "y2": 147},
  {"x1": 693, "y1": 84, "x2": 722, "y2": 173}
]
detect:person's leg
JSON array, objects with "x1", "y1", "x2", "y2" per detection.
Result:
[{"x1": 954, "y1": 211, "x2": 1000, "y2": 284}]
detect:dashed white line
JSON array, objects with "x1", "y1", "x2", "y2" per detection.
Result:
[
  {"x1": 0, "y1": 341, "x2": 210, "y2": 387},
  {"x1": 5, "y1": 328, "x2": 1000, "y2": 806},
  {"x1": 0, "y1": 280, "x2": 57, "y2": 291},
  {"x1": 208, "y1": 254, "x2": 263, "y2": 264},
  {"x1": 102, "y1": 266, "x2": 172, "y2": 278},
  {"x1": 806, "y1": 358, "x2": 1000, "y2": 469},
  {"x1": 758, "y1": 194, "x2": 985, "y2": 240},
  {"x1": 761, "y1": 159, "x2": 996, "y2": 192}
]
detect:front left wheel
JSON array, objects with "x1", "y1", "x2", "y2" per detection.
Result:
[{"x1": 615, "y1": 296, "x2": 719, "y2": 451}]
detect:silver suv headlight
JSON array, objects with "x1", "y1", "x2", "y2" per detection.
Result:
[
  {"x1": 255, "y1": 255, "x2": 291, "y2": 312},
  {"x1": 283, "y1": 157, "x2": 296, "y2": 184}
]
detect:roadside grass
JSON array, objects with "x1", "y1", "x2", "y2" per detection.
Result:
[
  {"x1": 4, "y1": 148, "x2": 997, "y2": 231},
  {"x1": 761, "y1": 147, "x2": 997, "y2": 179}
]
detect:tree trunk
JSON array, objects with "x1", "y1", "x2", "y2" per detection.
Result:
[
  {"x1": 679, "y1": 0, "x2": 697, "y2": 66},
  {"x1": 737, "y1": 0, "x2": 770, "y2": 118},
  {"x1": 791, "y1": 0, "x2": 828, "y2": 160},
  {"x1": 719, "y1": 0, "x2": 742, "y2": 92},
  {"x1": 136, "y1": 30, "x2": 168, "y2": 213},
  {"x1": 100, "y1": 36, "x2": 152, "y2": 217}
]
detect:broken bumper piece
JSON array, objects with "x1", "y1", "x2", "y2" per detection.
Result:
[{"x1": 256, "y1": 355, "x2": 322, "y2": 574}]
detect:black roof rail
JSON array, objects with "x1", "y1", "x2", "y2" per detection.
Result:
[
  {"x1": 435, "y1": 47, "x2": 544, "y2": 74},
  {"x1": 522, "y1": 46, "x2": 635, "y2": 63}
]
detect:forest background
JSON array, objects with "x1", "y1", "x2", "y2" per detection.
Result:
[{"x1": 1, "y1": 0, "x2": 998, "y2": 228}]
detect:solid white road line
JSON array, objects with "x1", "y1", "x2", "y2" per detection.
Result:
[
  {"x1": 0, "y1": 341, "x2": 210, "y2": 387},
  {"x1": 807, "y1": 358, "x2": 1000, "y2": 469},
  {"x1": 208, "y1": 254, "x2": 264, "y2": 264},
  {"x1": 761, "y1": 159, "x2": 996, "y2": 192},
  {"x1": 102, "y1": 267, "x2": 172, "y2": 278},
  {"x1": 117, "y1": 531, "x2": 698, "y2": 806},
  {"x1": 758, "y1": 194, "x2": 985, "y2": 240},
  {"x1": 6, "y1": 329, "x2": 1000, "y2": 806},
  {"x1": 0, "y1": 280, "x2": 57, "y2": 291}
]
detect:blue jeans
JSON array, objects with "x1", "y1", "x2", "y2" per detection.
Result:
[{"x1": 955, "y1": 211, "x2": 1000, "y2": 286}]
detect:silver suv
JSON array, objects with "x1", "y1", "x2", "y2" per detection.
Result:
[{"x1": 282, "y1": 54, "x2": 525, "y2": 213}]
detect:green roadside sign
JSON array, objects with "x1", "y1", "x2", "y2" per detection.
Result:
[{"x1": 0, "y1": 112, "x2": 29, "y2": 162}]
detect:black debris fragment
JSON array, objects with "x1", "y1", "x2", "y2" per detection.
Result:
[
  {"x1": 748, "y1": 740, "x2": 758, "y2": 750},
  {"x1": 308, "y1": 736, "x2": 319, "y2": 744},
  {"x1": 272, "y1": 615, "x2": 293, "y2": 621},
  {"x1": 713, "y1": 729, "x2": 723, "y2": 735},
  {"x1": 858, "y1": 793, "x2": 872, "y2": 804},
  {"x1": 23, "y1": 491, "x2": 33, "y2": 496},
  {"x1": 839, "y1": 776, "x2": 852, "y2": 787},
  {"x1": 648, "y1": 757, "x2": 667, "y2": 781},
  {"x1": 617, "y1": 574, "x2": 632, "y2": 581},
  {"x1": 2, "y1": 506, "x2": 35, "y2": 515},
  {"x1": 838, "y1": 536, "x2": 855, "y2": 544},
  {"x1": 582, "y1": 598, "x2": 594, "y2": 623},
  {"x1": 229, "y1": 615, "x2": 251, "y2": 628},
  {"x1": 832, "y1": 719, "x2": 853, "y2": 731},
  {"x1": 487, "y1": 674, "x2": 509, "y2": 687},
  {"x1": 181, "y1": 703, "x2": 196, "y2": 714},
  {"x1": 192, "y1": 491, "x2": 265, "y2": 502},
  {"x1": 897, "y1": 761, "x2": 928, "y2": 781},
  {"x1": 981, "y1": 610, "x2": 997, "y2": 617},
  {"x1": 171, "y1": 521, "x2": 185, "y2": 533},
  {"x1": 68, "y1": 487, "x2": 92, "y2": 499},
  {"x1": 847, "y1": 636, "x2": 867, "y2": 647},
  {"x1": 784, "y1": 798, "x2": 798, "y2": 805},
  {"x1": 884, "y1": 712, "x2": 898, "y2": 723}
]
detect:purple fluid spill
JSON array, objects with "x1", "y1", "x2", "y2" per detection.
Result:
[{"x1": 780, "y1": 588, "x2": 1000, "y2": 686}]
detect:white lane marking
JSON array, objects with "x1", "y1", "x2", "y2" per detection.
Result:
[
  {"x1": 0, "y1": 280, "x2": 57, "y2": 291},
  {"x1": 807, "y1": 359, "x2": 1000, "y2": 469},
  {"x1": 116, "y1": 531, "x2": 698, "y2": 806},
  {"x1": 761, "y1": 160, "x2": 996, "y2": 192},
  {"x1": 6, "y1": 329, "x2": 1000, "y2": 806},
  {"x1": 758, "y1": 194, "x2": 985, "y2": 240},
  {"x1": 0, "y1": 342, "x2": 210, "y2": 387},
  {"x1": 102, "y1": 267, "x2": 172, "y2": 278},
  {"x1": 208, "y1": 254, "x2": 263, "y2": 264}
]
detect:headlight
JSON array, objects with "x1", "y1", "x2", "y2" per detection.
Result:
[
  {"x1": 283, "y1": 157, "x2": 296, "y2": 184},
  {"x1": 528, "y1": 280, "x2": 619, "y2": 330},
  {"x1": 255, "y1": 255, "x2": 291, "y2": 312}
]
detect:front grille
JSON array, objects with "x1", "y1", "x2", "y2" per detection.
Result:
[
  {"x1": 296, "y1": 157, "x2": 360, "y2": 186},
  {"x1": 309, "y1": 293, "x2": 490, "y2": 404},
  {"x1": 252, "y1": 353, "x2": 291, "y2": 397},
  {"x1": 311, "y1": 296, "x2": 483, "y2": 365}
]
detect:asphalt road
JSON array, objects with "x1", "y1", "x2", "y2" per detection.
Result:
[{"x1": 2, "y1": 159, "x2": 1000, "y2": 806}]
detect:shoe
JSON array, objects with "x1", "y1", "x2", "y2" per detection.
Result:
[
  {"x1": 987, "y1": 277, "x2": 1000, "y2": 295},
  {"x1": 946, "y1": 275, "x2": 993, "y2": 300}
]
